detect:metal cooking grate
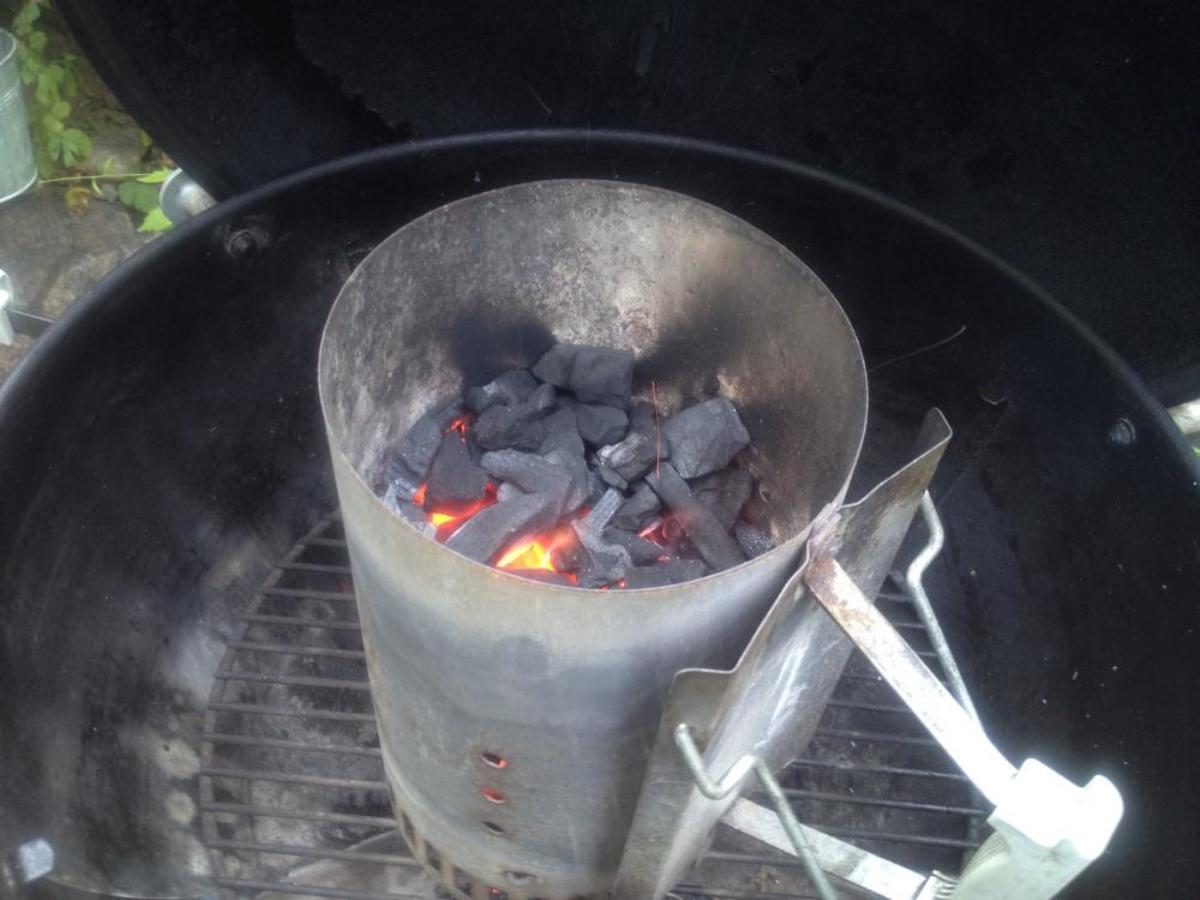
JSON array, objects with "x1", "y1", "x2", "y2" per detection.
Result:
[{"x1": 199, "y1": 514, "x2": 983, "y2": 899}]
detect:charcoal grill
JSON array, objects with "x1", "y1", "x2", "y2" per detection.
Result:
[
  {"x1": 2, "y1": 133, "x2": 1197, "y2": 900},
  {"x1": 197, "y1": 509, "x2": 985, "y2": 899}
]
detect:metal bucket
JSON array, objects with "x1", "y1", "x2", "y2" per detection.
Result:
[
  {"x1": 318, "y1": 180, "x2": 869, "y2": 898},
  {"x1": 0, "y1": 29, "x2": 37, "y2": 204}
]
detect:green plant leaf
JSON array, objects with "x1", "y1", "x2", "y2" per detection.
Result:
[
  {"x1": 13, "y1": 2, "x2": 41, "y2": 35},
  {"x1": 41, "y1": 113, "x2": 62, "y2": 134},
  {"x1": 51, "y1": 100, "x2": 70, "y2": 119},
  {"x1": 138, "y1": 207, "x2": 173, "y2": 233},
  {"x1": 61, "y1": 127, "x2": 91, "y2": 160},
  {"x1": 136, "y1": 169, "x2": 172, "y2": 184},
  {"x1": 29, "y1": 30, "x2": 47, "y2": 51}
]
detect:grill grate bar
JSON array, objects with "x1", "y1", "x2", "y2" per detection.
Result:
[
  {"x1": 215, "y1": 670, "x2": 371, "y2": 690},
  {"x1": 199, "y1": 767, "x2": 388, "y2": 791},
  {"x1": 261, "y1": 586, "x2": 358, "y2": 601},
  {"x1": 200, "y1": 801, "x2": 396, "y2": 827},
  {"x1": 226, "y1": 641, "x2": 366, "y2": 660},
  {"x1": 211, "y1": 878, "x2": 428, "y2": 900},
  {"x1": 788, "y1": 757, "x2": 969, "y2": 782},
  {"x1": 782, "y1": 788, "x2": 987, "y2": 816},
  {"x1": 201, "y1": 511, "x2": 981, "y2": 899},
  {"x1": 278, "y1": 562, "x2": 355, "y2": 574},
  {"x1": 202, "y1": 732, "x2": 383, "y2": 757},
  {"x1": 207, "y1": 701, "x2": 377, "y2": 722},
  {"x1": 240, "y1": 613, "x2": 362, "y2": 631},
  {"x1": 814, "y1": 827, "x2": 979, "y2": 850},
  {"x1": 813, "y1": 727, "x2": 940, "y2": 747},
  {"x1": 206, "y1": 840, "x2": 417, "y2": 867}
]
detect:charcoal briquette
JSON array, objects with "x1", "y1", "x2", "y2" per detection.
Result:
[
  {"x1": 539, "y1": 407, "x2": 585, "y2": 457},
  {"x1": 529, "y1": 382, "x2": 557, "y2": 411},
  {"x1": 575, "y1": 404, "x2": 629, "y2": 446},
  {"x1": 397, "y1": 399, "x2": 463, "y2": 477},
  {"x1": 646, "y1": 463, "x2": 746, "y2": 571},
  {"x1": 383, "y1": 455, "x2": 422, "y2": 502},
  {"x1": 424, "y1": 433, "x2": 489, "y2": 510},
  {"x1": 496, "y1": 482, "x2": 525, "y2": 502},
  {"x1": 445, "y1": 493, "x2": 556, "y2": 563},
  {"x1": 382, "y1": 491, "x2": 437, "y2": 538},
  {"x1": 532, "y1": 343, "x2": 634, "y2": 407},
  {"x1": 623, "y1": 559, "x2": 708, "y2": 589},
  {"x1": 594, "y1": 461, "x2": 629, "y2": 491},
  {"x1": 661, "y1": 397, "x2": 751, "y2": 478},
  {"x1": 596, "y1": 431, "x2": 657, "y2": 482},
  {"x1": 734, "y1": 523, "x2": 775, "y2": 559},
  {"x1": 474, "y1": 402, "x2": 547, "y2": 451},
  {"x1": 480, "y1": 449, "x2": 572, "y2": 520},
  {"x1": 465, "y1": 369, "x2": 538, "y2": 413},
  {"x1": 603, "y1": 527, "x2": 665, "y2": 565},
  {"x1": 543, "y1": 447, "x2": 590, "y2": 513},
  {"x1": 611, "y1": 482, "x2": 662, "y2": 531}
]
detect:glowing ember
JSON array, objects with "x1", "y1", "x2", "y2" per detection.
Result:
[
  {"x1": 447, "y1": 416, "x2": 469, "y2": 435},
  {"x1": 496, "y1": 527, "x2": 576, "y2": 573},
  {"x1": 412, "y1": 483, "x2": 427, "y2": 505}
]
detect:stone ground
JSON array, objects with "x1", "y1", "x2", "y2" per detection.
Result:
[{"x1": 0, "y1": 187, "x2": 156, "y2": 384}]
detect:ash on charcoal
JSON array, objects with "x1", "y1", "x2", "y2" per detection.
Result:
[
  {"x1": 624, "y1": 559, "x2": 708, "y2": 589},
  {"x1": 481, "y1": 450, "x2": 572, "y2": 518},
  {"x1": 424, "y1": 434, "x2": 489, "y2": 510},
  {"x1": 603, "y1": 527, "x2": 665, "y2": 565},
  {"x1": 396, "y1": 399, "x2": 462, "y2": 477},
  {"x1": 382, "y1": 455, "x2": 422, "y2": 502},
  {"x1": 572, "y1": 489, "x2": 633, "y2": 587},
  {"x1": 576, "y1": 404, "x2": 629, "y2": 446},
  {"x1": 496, "y1": 482, "x2": 524, "y2": 502},
  {"x1": 474, "y1": 402, "x2": 547, "y2": 451},
  {"x1": 593, "y1": 457, "x2": 629, "y2": 491},
  {"x1": 539, "y1": 407, "x2": 585, "y2": 457},
  {"x1": 734, "y1": 523, "x2": 775, "y2": 558},
  {"x1": 465, "y1": 369, "x2": 538, "y2": 413},
  {"x1": 646, "y1": 463, "x2": 745, "y2": 571},
  {"x1": 661, "y1": 397, "x2": 750, "y2": 479},
  {"x1": 532, "y1": 343, "x2": 634, "y2": 407},
  {"x1": 445, "y1": 493, "x2": 557, "y2": 563},
  {"x1": 691, "y1": 467, "x2": 755, "y2": 531},
  {"x1": 529, "y1": 382, "x2": 557, "y2": 411},
  {"x1": 586, "y1": 470, "x2": 607, "y2": 505},
  {"x1": 611, "y1": 482, "x2": 661, "y2": 531},
  {"x1": 596, "y1": 430, "x2": 659, "y2": 482},
  {"x1": 383, "y1": 492, "x2": 437, "y2": 538},
  {"x1": 543, "y1": 447, "x2": 589, "y2": 513}
]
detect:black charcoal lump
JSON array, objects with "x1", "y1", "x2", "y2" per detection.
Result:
[
  {"x1": 575, "y1": 404, "x2": 629, "y2": 446},
  {"x1": 424, "y1": 433, "x2": 489, "y2": 510},
  {"x1": 596, "y1": 431, "x2": 658, "y2": 482},
  {"x1": 539, "y1": 407, "x2": 585, "y2": 457},
  {"x1": 474, "y1": 402, "x2": 547, "y2": 451},
  {"x1": 611, "y1": 482, "x2": 661, "y2": 531},
  {"x1": 661, "y1": 397, "x2": 751, "y2": 478},
  {"x1": 445, "y1": 493, "x2": 559, "y2": 563},
  {"x1": 481, "y1": 449, "x2": 572, "y2": 519},
  {"x1": 396, "y1": 399, "x2": 462, "y2": 477},
  {"x1": 465, "y1": 369, "x2": 538, "y2": 413},
  {"x1": 624, "y1": 559, "x2": 708, "y2": 589},
  {"x1": 646, "y1": 462, "x2": 745, "y2": 572},
  {"x1": 691, "y1": 467, "x2": 755, "y2": 531},
  {"x1": 533, "y1": 343, "x2": 634, "y2": 408}
]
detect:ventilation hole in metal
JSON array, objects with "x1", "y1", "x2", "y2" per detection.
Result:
[
  {"x1": 453, "y1": 867, "x2": 474, "y2": 893},
  {"x1": 426, "y1": 843, "x2": 443, "y2": 871},
  {"x1": 482, "y1": 786, "x2": 507, "y2": 804},
  {"x1": 481, "y1": 751, "x2": 508, "y2": 769},
  {"x1": 482, "y1": 820, "x2": 505, "y2": 836}
]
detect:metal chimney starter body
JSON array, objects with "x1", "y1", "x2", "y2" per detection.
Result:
[{"x1": 318, "y1": 180, "x2": 868, "y2": 898}]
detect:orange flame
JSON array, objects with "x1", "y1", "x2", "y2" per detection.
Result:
[{"x1": 495, "y1": 527, "x2": 575, "y2": 573}]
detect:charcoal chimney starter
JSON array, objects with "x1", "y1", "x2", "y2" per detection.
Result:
[{"x1": 317, "y1": 180, "x2": 868, "y2": 897}]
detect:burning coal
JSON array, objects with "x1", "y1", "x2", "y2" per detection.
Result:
[{"x1": 379, "y1": 343, "x2": 774, "y2": 588}]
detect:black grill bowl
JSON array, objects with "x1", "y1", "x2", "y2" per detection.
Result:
[{"x1": 1, "y1": 132, "x2": 1197, "y2": 899}]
